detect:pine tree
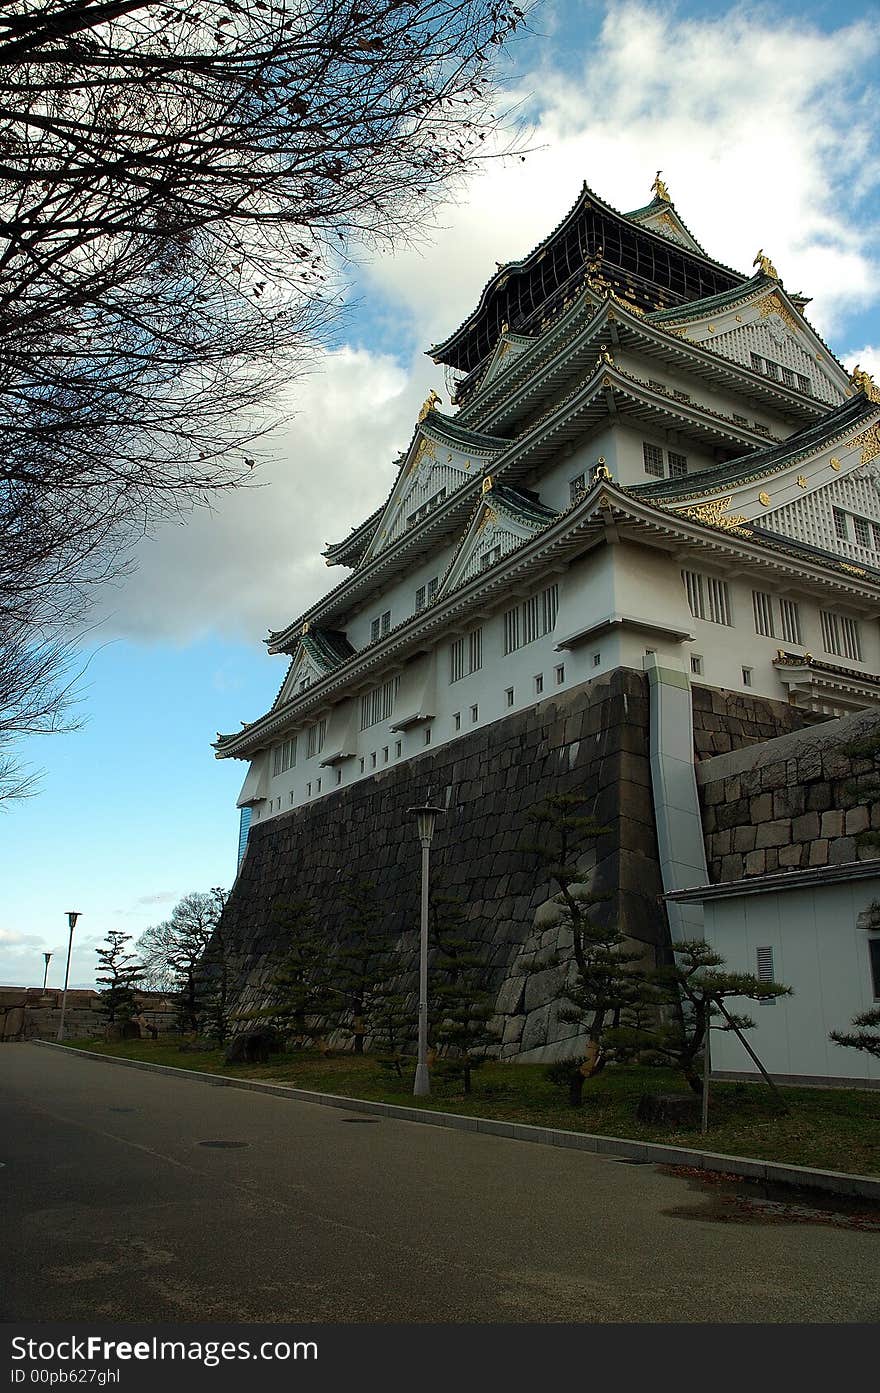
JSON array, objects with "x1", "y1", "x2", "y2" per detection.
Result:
[
  {"x1": 524, "y1": 793, "x2": 646, "y2": 1102},
  {"x1": 95, "y1": 930, "x2": 145, "y2": 1025},
  {"x1": 332, "y1": 881, "x2": 404, "y2": 1054},
  {"x1": 429, "y1": 894, "x2": 497, "y2": 1094},
  {"x1": 608, "y1": 940, "x2": 791, "y2": 1095},
  {"x1": 265, "y1": 899, "x2": 338, "y2": 1047},
  {"x1": 830, "y1": 1007, "x2": 880, "y2": 1060}
]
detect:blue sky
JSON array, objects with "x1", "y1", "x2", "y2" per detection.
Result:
[{"x1": 2, "y1": 0, "x2": 879, "y2": 987}]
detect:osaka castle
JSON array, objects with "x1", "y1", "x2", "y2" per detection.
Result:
[{"x1": 215, "y1": 173, "x2": 880, "y2": 855}]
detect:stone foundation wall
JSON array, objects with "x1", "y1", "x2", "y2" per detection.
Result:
[
  {"x1": 218, "y1": 671, "x2": 820, "y2": 1060},
  {"x1": 0, "y1": 988, "x2": 178, "y2": 1042},
  {"x1": 691, "y1": 685, "x2": 817, "y2": 760},
  {"x1": 222, "y1": 669, "x2": 662, "y2": 1061},
  {"x1": 698, "y1": 707, "x2": 880, "y2": 882}
]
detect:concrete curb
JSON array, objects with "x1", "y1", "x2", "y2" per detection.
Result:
[{"x1": 32, "y1": 1039, "x2": 880, "y2": 1201}]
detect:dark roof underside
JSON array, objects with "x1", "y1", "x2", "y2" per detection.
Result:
[{"x1": 431, "y1": 187, "x2": 748, "y2": 377}]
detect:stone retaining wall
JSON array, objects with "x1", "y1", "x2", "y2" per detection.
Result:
[
  {"x1": 698, "y1": 707, "x2": 880, "y2": 883},
  {"x1": 218, "y1": 670, "x2": 815, "y2": 1060}
]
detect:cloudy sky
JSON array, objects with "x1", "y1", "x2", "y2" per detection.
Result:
[{"x1": 3, "y1": 0, "x2": 879, "y2": 987}]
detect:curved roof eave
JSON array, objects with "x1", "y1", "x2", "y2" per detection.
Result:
[{"x1": 427, "y1": 179, "x2": 749, "y2": 362}]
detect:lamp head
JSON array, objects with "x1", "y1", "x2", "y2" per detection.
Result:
[
  {"x1": 407, "y1": 803, "x2": 446, "y2": 846},
  {"x1": 66, "y1": 912, "x2": 80, "y2": 930}
]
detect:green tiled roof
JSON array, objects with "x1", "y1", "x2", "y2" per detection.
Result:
[
  {"x1": 629, "y1": 394, "x2": 876, "y2": 502},
  {"x1": 491, "y1": 482, "x2": 560, "y2": 527},
  {"x1": 646, "y1": 274, "x2": 770, "y2": 323}
]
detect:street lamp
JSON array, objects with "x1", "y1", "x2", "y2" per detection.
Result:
[
  {"x1": 56, "y1": 911, "x2": 81, "y2": 1043},
  {"x1": 407, "y1": 798, "x2": 445, "y2": 1097},
  {"x1": 42, "y1": 952, "x2": 52, "y2": 990}
]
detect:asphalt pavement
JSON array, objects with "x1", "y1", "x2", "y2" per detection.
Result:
[{"x1": 1, "y1": 1043, "x2": 877, "y2": 1322}]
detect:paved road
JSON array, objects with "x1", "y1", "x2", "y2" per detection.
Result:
[{"x1": 1, "y1": 1043, "x2": 877, "y2": 1323}]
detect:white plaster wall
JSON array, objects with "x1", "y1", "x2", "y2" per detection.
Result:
[
  {"x1": 343, "y1": 544, "x2": 460, "y2": 651},
  {"x1": 250, "y1": 544, "x2": 880, "y2": 823},
  {"x1": 706, "y1": 879, "x2": 880, "y2": 1083}
]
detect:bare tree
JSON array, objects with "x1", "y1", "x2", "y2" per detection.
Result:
[
  {"x1": 136, "y1": 888, "x2": 228, "y2": 1029},
  {"x1": 0, "y1": 0, "x2": 530, "y2": 795}
]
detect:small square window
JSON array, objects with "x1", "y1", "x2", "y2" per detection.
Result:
[
  {"x1": 555, "y1": 664, "x2": 565, "y2": 685},
  {"x1": 370, "y1": 751, "x2": 377, "y2": 767},
  {"x1": 395, "y1": 741, "x2": 402, "y2": 758},
  {"x1": 535, "y1": 674, "x2": 543, "y2": 695},
  {"x1": 592, "y1": 652, "x2": 601, "y2": 668},
  {"x1": 470, "y1": 704, "x2": 478, "y2": 723},
  {"x1": 307, "y1": 782, "x2": 312, "y2": 797},
  {"x1": 742, "y1": 667, "x2": 753, "y2": 687},
  {"x1": 359, "y1": 757, "x2": 365, "y2": 773},
  {"x1": 506, "y1": 687, "x2": 514, "y2": 707},
  {"x1": 289, "y1": 791, "x2": 295, "y2": 804},
  {"x1": 336, "y1": 768, "x2": 342, "y2": 785},
  {"x1": 453, "y1": 712, "x2": 461, "y2": 731},
  {"x1": 315, "y1": 778, "x2": 321, "y2": 793},
  {"x1": 424, "y1": 727, "x2": 432, "y2": 745},
  {"x1": 691, "y1": 654, "x2": 703, "y2": 675}
]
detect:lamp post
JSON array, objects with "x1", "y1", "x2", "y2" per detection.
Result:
[
  {"x1": 408, "y1": 799, "x2": 445, "y2": 1097},
  {"x1": 42, "y1": 952, "x2": 52, "y2": 990},
  {"x1": 56, "y1": 912, "x2": 81, "y2": 1042}
]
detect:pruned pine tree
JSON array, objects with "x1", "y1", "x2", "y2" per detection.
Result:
[
  {"x1": 366, "y1": 988, "x2": 412, "y2": 1082},
  {"x1": 199, "y1": 910, "x2": 234, "y2": 1047},
  {"x1": 266, "y1": 899, "x2": 337, "y2": 1048},
  {"x1": 332, "y1": 880, "x2": 403, "y2": 1054},
  {"x1": 830, "y1": 1008, "x2": 880, "y2": 1060},
  {"x1": 95, "y1": 930, "x2": 145, "y2": 1025},
  {"x1": 524, "y1": 793, "x2": 643, "y2": 1100},
  {"x1": 429, "y1": 894, "x2": 497, "y2": 1095},
  {"x1": 608, "y1": 941, "x2": 791, "y2": 1095}
]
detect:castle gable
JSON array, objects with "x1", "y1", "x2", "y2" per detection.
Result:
[
  {"x1": 360, "y1": 414, "x2": 505, "y2": 565},
  {"x1": 438, "y1": 482, "x2": 559, "y2": 595},
  {"x1": 274, "y1": 629, "x2": 354, "y2": 708},
  {"x1": 654, "y1": 284, "x2": 848, "y2": 407}
]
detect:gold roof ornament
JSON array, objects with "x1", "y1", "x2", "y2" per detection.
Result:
[
  {"x1": 849, "y1": 365, "x2": 880, "y2": 404},
  {"x1": 482, "y1": 474, "x2": 493, "y2": 494},
  {"x1": 652, "y1": 170, "x2": 671, "y2": 203},
  {"x1": 753, "y1": 249, "x2": 779, "y2": 280},
  {"x1": 417, "y1": 390, "x2": 442, "y2": 422},
  {"x1": 594, "y1": 457, "x2": 611, "y2": 481},
  {"x1": 301, "y1": 621, "x2": 310, "y2": 635},
  {"x1": 598, "y1": 344, "x2": 614, "y2": 365}
]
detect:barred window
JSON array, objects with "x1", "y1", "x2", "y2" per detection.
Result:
[
  {"x1": 360, "y1": 677, "x2": 398, "y2": 730},
  {"x1": 450, "y1": 627, "x2": 483, "y2": 683},
  {"x1": 503, "y1": 584, "x2": 559, "y2": 655},
  {"x1": 779, "y1": 599, "x2": 802, "y2": 646},
  {"x1": 272, "y1": 744, "x2": 282, "y2": 777},
  {"x1": 854, "y1": 517, "x2": 871, "y2": 548},
  {"x1": 370, "y1": 610, "x2": 391, "y2": 642},
  {"x1": 306, "y1": 719, "x2": 326, "y2": 758},
  {"x1": 833, "y1": 507, "x2": 849, "y2": 541},
  {"x1": 281, "y1": 737, "x2": 297, "y2": 773},
  {"x1": 668, "y1": 451, "x2": 688, "y2": 478},
  {"x1": 752, "y1": 590, "x2": 775, "y2": 638},
  {"x1": 480, "y1": 544, "x2": 502, "y2": 570},
  {"x1": 682, "y1": 570, "x2": 731, "y2": 626},
  {"x1": 821, "y1": 610, "x2": 862, "y2": 662},
  {"x1": 643, "y1": 443, "x2": 664, "y2": 478}
]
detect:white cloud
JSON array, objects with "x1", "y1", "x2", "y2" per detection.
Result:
[
  {"x1": 96, "y1": 2, "x2": 880, "y2": 643},
  {"x1": 0, "y1": 928, "x2": 44, "y2": 948},
  {"x1": 94, "y1": 346, "x2": 429, "y2": 642},
  {"x1": 843, "y1": 346, "x2": 880, "y2": 379},
  {"x1": 364, "y1": 4, "x2": 880, "y2": 341}
]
